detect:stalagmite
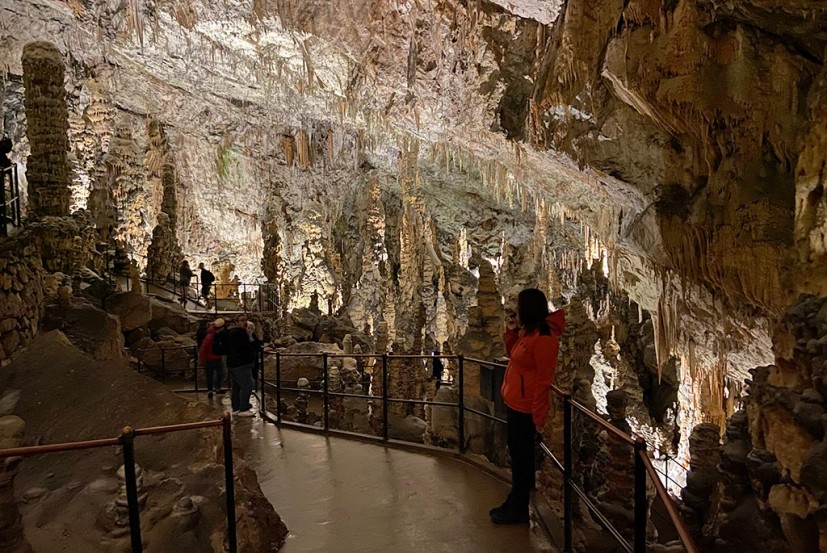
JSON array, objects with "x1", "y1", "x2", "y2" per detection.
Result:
[
  {"x1": 22, "y1": 41, "x2": 72, "y2": 217},
  {"x1": 145, "y1": 212, "x2": 183, "y2": 284}
]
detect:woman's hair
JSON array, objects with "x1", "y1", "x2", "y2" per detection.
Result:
[{"x1": 517, "y1": 288, "x2": 550, "y2": 335}]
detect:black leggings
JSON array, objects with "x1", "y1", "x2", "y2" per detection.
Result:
[{"x1": 507, "y1": 407, "x2": 536, "y2": 511}]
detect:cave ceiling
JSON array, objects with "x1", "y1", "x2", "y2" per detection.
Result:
[{"x1": 3, "y1": 0, "x2": 827, "y2": 382}]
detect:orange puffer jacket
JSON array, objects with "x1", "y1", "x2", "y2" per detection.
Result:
[{"x1": 501, "y1": 310, "x2": 566, "y2": 429}]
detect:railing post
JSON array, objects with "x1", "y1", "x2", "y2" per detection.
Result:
[
  {"x1": 258, "y1": 349, "x2": 265, "y2": 416},
  {"x1": 563, "y1": 394, "x2": 573, "y2": 553},
  {"x1": 14, "y1": 165, "x2": 20, "y2": 227},
  {"x1": 275, "y1": 352, "x2": 282, "y2": 423},
  {"x1": 382, "y1": 353, "x2": 389, "y2": 442},
  {"x1": 120, "y1": 426, "x2": 143, "y2": 553},
  {"x1": 214, "y1": 283, "x2": 218, "y2": 315},
  {"x1": 222, "y1": 412, "x2": 238, "y2": 553},
  {"x1": 242, "y1": 283, "x2": 247, "y2": 313},
  {"x1": 457, "y1": 354, "x2": 465, "y2": 454},
  {"x1": 1, "y1": 168, "x2": 7, "y2": 237},
  {"x1": 258, "y1": 284, "x2": 263, "y2": 312},
  {"x1": 322, "y1": 353, "x2": 329, "y2": 431},
  {"x1": 634, "y1": 437, "x2": 647, "y2": 553}
]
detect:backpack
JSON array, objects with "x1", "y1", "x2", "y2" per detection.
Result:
[{"x1": 211, "y1": 329, "x2": 227, "y2": 356}]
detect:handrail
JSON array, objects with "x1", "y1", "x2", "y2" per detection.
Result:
[
  {"x1": 0, "y1": 414, "x2": 238, "y2": 553},
  {"x1": 0, "y1": 437, "x2": 122, "y2": 458},
  {"x1": 639, "y1": 451, "x2": 699, "y2": 553},
  {"x1": 570, "y1": 400, "x2": 637, "y2": 445},
  {"x1": 134, "y1": 344, "x2": 197, "y2": 353},
  {"x1": 259, "y1": 351, "x2": 696, "y2": 553}
]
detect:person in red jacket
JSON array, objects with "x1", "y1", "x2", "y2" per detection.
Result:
[
  {"x1": 199, "y1": 318, "x2": 226, "y2": 398},
  {"x1": 490, "y1": 288, "x2": 566, "y2": 525}
]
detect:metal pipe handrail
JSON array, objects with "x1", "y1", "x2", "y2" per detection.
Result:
[
  {"x1": 0, "y1": 414, "x2": 237, "y2": 553},
  {"x1": 133, "y1": 419, "x2": 223, "y2": 436},
  {"x1": 259, "y1": 350, "x2": 698, "y2": 553},
  {"x1": 569, "y1": 481, "x2": 634, "y2": 553},
  {"x1": 639, "y1": 450, "x2": 700, "y2": 553},
  {"x1": 465, "y1": 357, "x2": 639, "y2": 446},
  {"x1": 570, "y1": 400, "x2": 637, "y2": 445},
  {"x1": 134, "y1": 344, "x2": 198, "y2": 353},
  {"x1": 0, "y1": 436, "x2": 122, "y2": 458}
]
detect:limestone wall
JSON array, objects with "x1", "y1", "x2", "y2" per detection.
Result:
[{"x1": 0, "y1": 233, "x2": 45, "y2": 364}]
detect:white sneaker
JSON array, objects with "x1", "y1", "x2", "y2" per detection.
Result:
[{"x1": 236, "y1": 410, "x2": 255, "y2": 418}]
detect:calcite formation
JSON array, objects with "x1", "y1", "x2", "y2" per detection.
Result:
[
  {"x1": 3, "y1": 0, "x2": 827, "y2": 550},
  {"x1": 145, "y1": 212, "x2": 183, "y2": 285},
  {"x1": 681, "y1": 423, "x2": 722, "y2": 538},
  {"x1": 21, "y1": 41, "x2": 71, "y2": 218},
  {"x1": 455, "y1": 260, "x2": 506, "y2": 399}
]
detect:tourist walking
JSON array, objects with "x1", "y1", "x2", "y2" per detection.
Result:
[
  {"x1": 226, "y1": 314, "x2": 256, "y2": 417},
  {"x1": 198, "y1": 262, "x2": 216, "y2": 306},
  {"x1": 0, "y1": 133, "x2": 12, "y2": 169},
  {"x1": 199, "y1": 318, "x2": 226, "y2": 398},
  {"x1": 178, "y1": 260, "x2": 193, "y2": 306},
  {"x1": 432, "y1": 349, "x2": 444, "y2": 390},
  {"x1": 490, "y1": 288, "x2": 565, "y2": 525},
  {"x1": 247, "y1": 321, "x2": 263, "y2": 388}
]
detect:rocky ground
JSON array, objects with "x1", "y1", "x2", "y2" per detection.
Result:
[{"x1": 0, "y1": 326, "x2": 287, "y2": 552}]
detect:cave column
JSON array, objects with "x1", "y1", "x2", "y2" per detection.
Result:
[{"x1": 22, "y1": 41, "x2": 72, "y2": 218}]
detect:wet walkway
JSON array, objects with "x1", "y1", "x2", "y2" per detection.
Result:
[{"x1": 241, "y1": 422, "x2": 556, "y2": 552}]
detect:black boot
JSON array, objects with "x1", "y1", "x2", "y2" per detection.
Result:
[
  {"x1": 490, "y1": 507, "x2": 530, "y2": 525},
  {"x1": 489, "y1": 498, "x2": 510, "y2": 517}
]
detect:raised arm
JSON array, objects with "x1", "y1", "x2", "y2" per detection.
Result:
[{"x1": 504, "y1": 328, "x2": 519, "y2": 356}]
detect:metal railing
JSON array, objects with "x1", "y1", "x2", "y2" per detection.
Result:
[
  {"x1": 1, "y1": 164, "x2": 22, "y2": 236},
  {"x1": 131, "y1": 343, "x2": 243, "y2": 395},
  {"x1": 0, "y1": 414, "x2": 238, "y2": 553},
  {"x1": 102, "y1": 250, "x2": 280, "y2": 315},
  {"x1": 257, "y1": 351, "x2": 698, "y2": 553},
  {"x1": 134, "y1": 343, "x2": 200, "y2": 388}
]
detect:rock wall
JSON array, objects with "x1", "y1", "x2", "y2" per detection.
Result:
[
  {"x1": 743, "y1": 295, "x2": 827, "y2": 551},
  {"x1": 0, "y1": 233, "x2": 45, "y2": 364}
]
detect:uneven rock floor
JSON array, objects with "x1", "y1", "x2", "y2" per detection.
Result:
[{"x1": 237, "y1": 418, "x2": 556, "y2": 552}]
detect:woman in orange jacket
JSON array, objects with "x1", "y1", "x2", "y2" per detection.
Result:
[{"x1": 490, "y1": 288, "x2": 566, "y2": 525}]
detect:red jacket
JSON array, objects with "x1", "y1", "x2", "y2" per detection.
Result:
[
  {"x1": 199, "y1": 326, "x2": 222, "y2": 364},
  {"x1": 501, "y1": 310, "x2": 566, "y2": 429}
]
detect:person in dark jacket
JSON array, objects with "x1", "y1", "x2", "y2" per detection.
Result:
[
  {"x1": 490, "y1": 288, "x2": 565, "y2": 525},
  {"x1": 226, "y1": 314, "x2": 256, "y2": 416},
  {"x1": 178, "y1": 260, "x2": 194, "y2": 306},
  {"x1": 432, "y1": 349, "x2": 444, "y2": 390},
  {"x1": 198, "y1": 262, "x2": 215, "y2": 305},
  {"x1": 0, "y1": 133, "x2": 12, "y2": 170}
]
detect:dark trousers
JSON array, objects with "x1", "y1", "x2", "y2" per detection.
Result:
[
  {"x1": 205, "y1": 360, "x2": 223, "y2": 392},
  {"x1": 507, "y1": 407, "x2": 536, "y2": 512},
  {"x1": 229, "y1": 363, "x2": 254, "y2": 411}
]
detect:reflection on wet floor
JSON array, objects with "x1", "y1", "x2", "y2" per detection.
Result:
[{"x1": 240, "y1": 420, "x2": 556, "y2": 553}]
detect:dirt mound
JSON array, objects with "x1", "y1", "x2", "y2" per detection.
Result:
[{"x1": 1, "y1": 331, "x2": 287, "y2": 552}]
